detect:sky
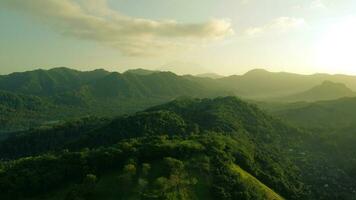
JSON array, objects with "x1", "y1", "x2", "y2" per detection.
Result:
[{"x1": 1, "y1": 0, "x2": 356, "y2": 75}]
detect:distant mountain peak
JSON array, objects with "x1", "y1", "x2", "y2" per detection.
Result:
[
  {"x1": 195, "y1": 73, "x2": 224, "y2": 79},
  {"x1": 244, "y1": 68, "x2": 270, "y2": 76},
  {"x1": 278, "y1": 80, "x2": 355, "y2": 102},
  {"x1": 124, "y1": 68, "x2": 159, "y2": 75},
  {"x1": 321, "y1": 80, "x2": 346, "y2": 86},
  {"x1": 49, "y1": 67, "x2": 78, "y2": 72},
  {"x1": 316, "y1": 81, "x2": 353, "y2": 92}
]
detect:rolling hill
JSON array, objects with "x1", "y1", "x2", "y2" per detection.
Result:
[
  {"x1": 275, "y1": 81, "x2": 356, "y2": 102},
  {"x1": 0, "y1": 67, "x2": 110, "y2": 96},
  {"x1": 0, "y1": 68, "x2": 231, "y2": 131},
  {"x1": 1, "y1": 97, "x2": 356, "y2": 199},
  {"x1": 0, "y1": 97, "x2": 306, "y2": 200},
  {"x1": 196, "y1": 73, "x2": 224, "y2": 79},
  {"x1": 268, "y1": 97, "x2": 356, "y2": 130},
  {"x1": 3, "y1": 67, "x2": 356, "y2": 132},
  {"x1": 217, "y1": 69, "x2": 356, "y2": 99}
]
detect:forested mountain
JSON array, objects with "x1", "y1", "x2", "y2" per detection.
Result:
[
  {"x1": 5, "y1": 67, "x2": 356, "y2": 102},
  {"x1": 275, "y1": 81, "x2": 356, "y2": 102},
  {"x1": 0, "y1": 97, "x2": 302, "y2": 200},
  {"x1": 0, "y1": 68, "x2": 231, "y2": 131},
  {"x1": 0, "y1": 67, "x2": 226, "y2": 100},
  {"x1": 0, "y1": 97, "x2": 355, "y2": 200},
  {"x1": 196, "y1": 73, "x2": 224, "y2": 79},
  {"x1": 218, "y1": 69, "x2": 356, "y2": 99},
  {"x1": 0, "y1": 67, "x2": 110, "y2": 96},
  {"x1": 0, "y1": 90, "x2": 51, "y2": 131},
  {"x1": 265, "y1": 97, "x2": 356, "y2": 131},
  {"x1": 3, "y1": 67, "x2": 356, "y2": 132},
  {"x1": 257, "y1": 97, "x2": 356, "y2": 200},
  {"x1": 3, "y1": 0, "x2": 356, "y2": 199}
]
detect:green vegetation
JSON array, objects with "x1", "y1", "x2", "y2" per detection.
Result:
[
  {"x1": 0, "y1": 97, "x2": 308, "y2": 200},
  {"x1": 0, "y1": 68, "x2": 229, "y2": 131},
  {"x1": 3, "y1": 67, "x2": 356, "y2": 131},
  {"x1": 263, "y1": 96, "x2": 356, "y2": 130},
  {"x1": 257, "y1": 97, "x2": 356, "y2": 200},
  {"x1": 275, "y1": 81, "x2": 356, "y2": 102},
  {"x1": 2, "y1": 67, "x2": 356, "y2": 199},
  {"x1": 218, "y1": 69, "x2": 356, "y2": 99}
]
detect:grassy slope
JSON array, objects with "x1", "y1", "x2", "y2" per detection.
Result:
[
  {"x1": 30, "y1": 158, "x2": 213, "y2": 200},
  {"x1": 230, "y1": 165, "x2": 284, "y2": 200},
  {"x1": 31, "y1": 163, "x2": 282, "y2": 200}
]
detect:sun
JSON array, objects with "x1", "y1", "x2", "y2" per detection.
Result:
[{"x1": 314, "y1": 16, "x2": 356, "y2": 74}]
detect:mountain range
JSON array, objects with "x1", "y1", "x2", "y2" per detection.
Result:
[
  {"x1": 0, "y1": 67, "x2": 229, "y2": 131},
  {"x1": 1, "y1": 97, "x2": 355, "y2": 199},
  {"x1": 274, "y1": 81, "x2": 356, "y2": 102},
  {"x1": 2, "y1": 67, "x2": 356, "y2": 131},
  {"x1": 218, "y1": 69, "x2": 356, "y2": 99},
  {"x1": 1, "y1": 67, "x2": 356, "y2": 199}
]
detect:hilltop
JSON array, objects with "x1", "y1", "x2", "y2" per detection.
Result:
[
  {"x1": 0, "y1": 68, "x2": 230, "y2": 131},
  {"x1": 1, "y1": 97, "x2": 355, "y2": 199},
  {"x1": 218, "y1": 69, "x2": 356, "y2": 99},
  {"x1": 0, "y1": 97, "x2": 305, "y2": 200},
  {"x1": 3, "y1": 67, "x2": 356, "y2": 132},
  {"x1": 275, "y1": 81, "x2": 355, "y2": 102}
]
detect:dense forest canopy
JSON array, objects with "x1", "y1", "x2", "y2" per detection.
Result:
[
  {"x1": 2, "y1": 67, "x2": 356, "y2": 132},
  {"x1": 3, "y1": 0, "x2": 356, "y2": 198},
  {"x1": 0, "y1": 96, "x2": 355, "y2": 199},
  {"x1": 1, "y1": 68, "x2": 356, "y2": 199}
]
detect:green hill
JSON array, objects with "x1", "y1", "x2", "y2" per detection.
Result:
[
  {"x1": 5, "y1": 67, "x2": 356, "y2": 131},
  {"x1": 0, "y1": 67, "x2": 110, "y2": 96},
  {"x1": 0, "y1": 90, "x2": 52, "y2": 131},
  {"x1": 195, "y1": 73, "x2": 224, "y2": 79},
  {"x1": 124, "y1": 68, "x2": 159, "y2": 75},
  {"x1": 275, "y1": 81, "x2": 356, "y2": 102},
  {"x1": 1, "y1": 96, "x2": 355, "y2": 199},
  {"x1": 0, "y1": 97, "x2": 306, "y2": 200},
  {"x1": 217, "y1": 69, "x2": 356, "y2": 99},
  {"x1": 230, "y1": 165, "x2": 284, "y2": 200},
  {"x1": 257, "y1": 97, "x2": 356, "y2": 200},
  {"x1": 0, "y1": 68, "x2": 231, "y2": 131},
  {"x1": 268, "y1": 97, "x2": 356, "y2": 130}
]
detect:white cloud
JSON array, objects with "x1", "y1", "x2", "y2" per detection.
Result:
[
  {"x1": 240, "y1": 0, "x2": 250, "y2": 5},
  {"x1": 293, "y1": 0, "x2": 327, "y2": 11},
  {"x1": 310, "y1": 0, "x2": 327, "y2": 9},
  {"x1": 245, "y1": 17, "x2": 306, "y2": 37},
  {"x1": 0, "y1": 0, "x2": 233, "y2": 56}
]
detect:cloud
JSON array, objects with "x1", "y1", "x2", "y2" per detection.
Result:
[
  {"x1": 310, "y1": 0, "x2": 327, "y2": 9},
  {"x1": 0, "y1": 0, "x2": 233, "y2": 56},
  {"x1": 245, "y1": 17, "x2": 306, "y2": 37},
  {"x1": 239, "y1": 0, "x2": 250, "y2": 5},
  {"x1": 293, "y1": 0, "x2": 327, "y2": 11}
]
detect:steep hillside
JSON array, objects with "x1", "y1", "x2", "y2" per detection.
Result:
[
  {"x1": 0, "y1": 68, "x2": 231, "y2": 131},
  {"x1": 218, "y1": 69, "x2": 356, "y2": 99},
  {"x1": 276, "y1": 81, "x2": 356, "y2": 102},
  {"x1": 196, "y1": 73, "x2": 224, "y2": 79},
  {"x1": 0, "y1": 67, "x2": 109, "y2": 96},
  {"x1": 270, "y1": 97, "x2": 356, "y2": 130},
  {"x1": 0, "y1": 90, "x2": 52, "y2": 131},
  {"x1": 1, "y1": 97, "x2": 355, "y2": 199},
  {"x1": 257, "y1": 97, "x2": 356, "y2": 200},
  {"x1": 0, "y1": 97, "x2": 306, "y2": 200},
  {"x1": 5, "y1": 67, "x2": 356, "y2": 131},
  {"x1": 124, "y1": 68, "x2": 159, "y2": 75},
  {"x1": 86, "y1": 72, "x2": 225, "y2": 99}
]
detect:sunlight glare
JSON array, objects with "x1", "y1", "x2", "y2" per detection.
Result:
[{"x1": 315, "y1": 16, "x2": 356, "y2": 74}]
